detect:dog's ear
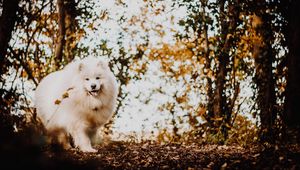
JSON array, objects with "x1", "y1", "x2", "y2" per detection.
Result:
[
  {"x1": 78, "y1": 62, "x2": 84, "y2": 72},
  {"x1": 97, "y1": 60, "x2": 109, "y2": 69}
]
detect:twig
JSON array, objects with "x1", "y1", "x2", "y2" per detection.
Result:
[
  {"x1": 8, "y1": 46, "x2": 38, "y2": 86},
  {"x1": 231, "y1": 97, "x2": 247, "y2": 126}
]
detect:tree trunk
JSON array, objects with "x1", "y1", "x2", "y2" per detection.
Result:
[
  {"x1": 211, "y1": 0, "x2": 239, "y2": 142},
  {"x1": 199, "y1": 0, "x2": 213, "y2": 127},
  {"x1": 54, "y1": 0, "x2": 78, "y2": 69},
  {"x1": 252, "y1": 11, "x2": 276, "y2": 143},
  {"x1": 0, "y1": 0, "x2": 20, "y2": 141},
  {"x1": 0, "y1": 0, "x2": 19, "y2": 75},
  {"x1": 54, "y1": 0, "x2": 66, "y2": 69},
  {"x1": 284, "y1": 0, "x2": 300, "y2": 130},
  {"x1": 64, "y1": 0, "x2": 78, "y2": 63}
]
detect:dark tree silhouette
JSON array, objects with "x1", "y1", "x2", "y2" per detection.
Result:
[
  {"x1": 0, "y1": 0, "x2": 20, "y2": 141},
  {"x1": 54, "y1": 0, "x2": 79, "y2": 70},
  {"x1": 0, "y1": 0, "x2": 19, "y2": 74},
  {"x1": 54, "y1": 0, "x2": 67, "y2": 68},
  {"x1": 252, "y1": 1, "x2": 277, "y2": 143},
  {"x1": 284, "y1": 0, "x2": 300, "y2": 134}
]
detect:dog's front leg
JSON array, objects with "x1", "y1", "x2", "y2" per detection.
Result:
[{"x1": 71, "y1": 127, "x2": 97, "y2": 153}]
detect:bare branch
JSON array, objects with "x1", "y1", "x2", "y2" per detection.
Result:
[{"x1": 8, "y1": 46, "x2": 38, "y2": 86}]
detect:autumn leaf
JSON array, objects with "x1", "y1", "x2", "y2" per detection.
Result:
[
  {"x1": 62, "y1": 92, "x2": 69, "y2": 98},
  {"x1": 54, "y1": 99, "x2": 61, "y2": 105}
]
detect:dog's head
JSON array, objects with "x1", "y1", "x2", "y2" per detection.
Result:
[{"x1": 78, "y1": 57, "x2": 109, "y2": 96}]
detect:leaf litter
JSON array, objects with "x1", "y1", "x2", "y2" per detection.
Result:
[{"x1": 40, "y1": 141, "x2": 300, "y2": 170}]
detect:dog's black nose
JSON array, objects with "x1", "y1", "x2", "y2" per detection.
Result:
[{"x1": 91, "y1": 84, "x2": 96, "y2": 89}]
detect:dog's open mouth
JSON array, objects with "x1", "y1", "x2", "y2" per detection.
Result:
[{"x1": 88, "y1": 90, "x2": 100, "y2": 96}]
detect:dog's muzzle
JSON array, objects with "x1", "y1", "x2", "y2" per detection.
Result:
[{"x1": 88, "y1": 85, "x2": 103, "y2": 96}]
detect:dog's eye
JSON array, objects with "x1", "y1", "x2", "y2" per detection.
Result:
[
  {"x1": 96, "y1": 77, "x2": 100, "y2": 80},
  {"x1": 85, "y1": 78, "x2": 89, "y2": 81}
]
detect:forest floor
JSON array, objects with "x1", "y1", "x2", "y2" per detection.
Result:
[{"x1": 1, "y1": 140, "x2": 300, "y2": 170}]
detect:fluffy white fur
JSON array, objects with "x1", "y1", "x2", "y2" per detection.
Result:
[{"x1": 35, "y1": 57, "x2": 118, "y2": 152}]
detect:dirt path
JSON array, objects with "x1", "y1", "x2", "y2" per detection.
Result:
[{"x1": 2, "y1": 141, "x2": 300, "y2": 169}]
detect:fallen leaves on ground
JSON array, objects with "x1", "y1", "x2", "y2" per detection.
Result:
[{"x1": 1, "y1": 141, "x2": 300, "y2": 169}]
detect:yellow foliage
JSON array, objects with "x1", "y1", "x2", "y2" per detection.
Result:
[
  {"x1": 54, "y1": 99, "x2": 61, "y2": 105},
  {"x1": 197, "y1": 107, "x2": 206, "y2": 116},
  {"x1": 148, "y1": 41, "x2": 196, "y2": 78},
  {"x1": 21, "y1": 70, "x2": 28, "y2": 78},
  {"x1": 175, "y1": 94, "x2": 187, "y2": 104},
  {"x1": 251, "y1": 14, "x2": 263, "y2": 28},
  {"x1": 62, "y1": 92, "x2": 69, "y2": 99}
]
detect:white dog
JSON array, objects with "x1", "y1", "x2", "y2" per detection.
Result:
[{"x1": 35, "y1": 57, "x2": 118, "y2": 152}]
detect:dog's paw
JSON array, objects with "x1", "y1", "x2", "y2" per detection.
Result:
[{"x1": 80, "y1": 146, "x2": 97, "y2": 153}]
